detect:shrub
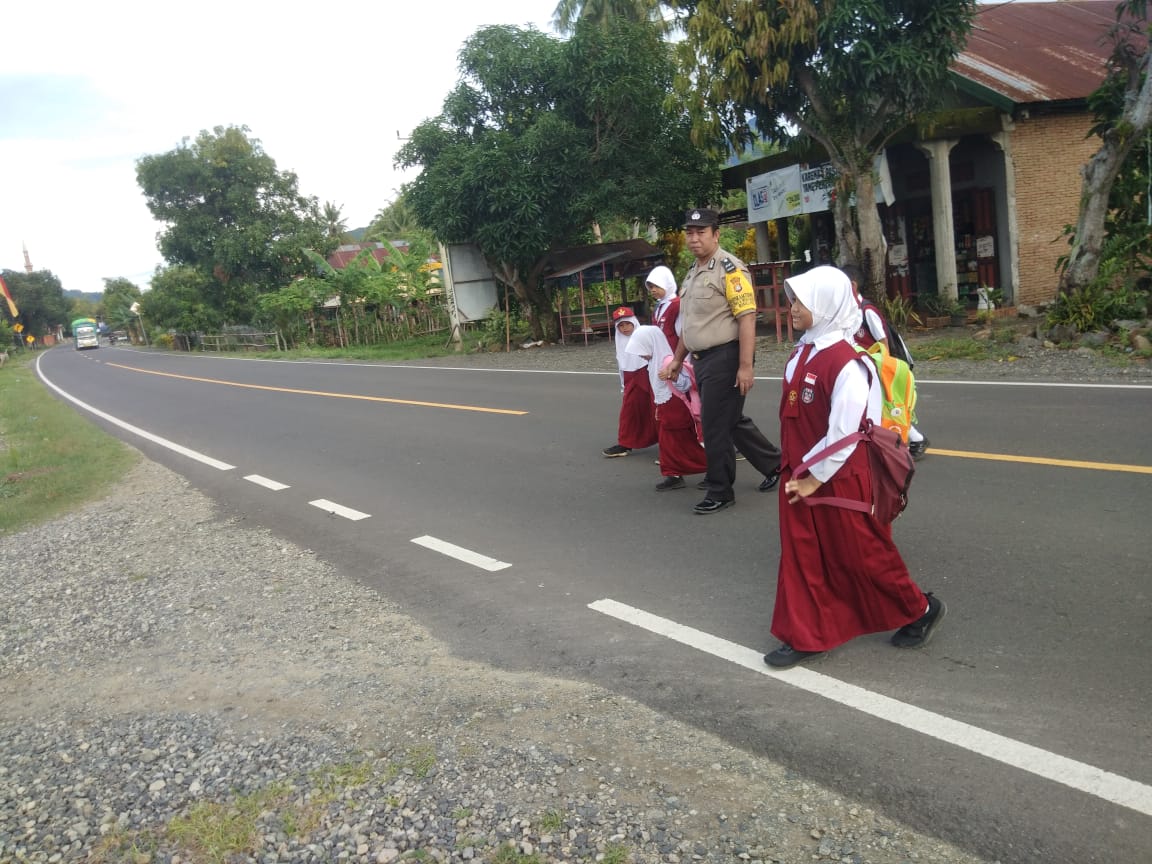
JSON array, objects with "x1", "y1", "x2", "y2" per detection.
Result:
[
  {"x1": 878, "y1": 295, "x2": 922, "y2": 329},
  {"x1": 1046, "y1": 283, "x2": 1115, "y2": 332}
]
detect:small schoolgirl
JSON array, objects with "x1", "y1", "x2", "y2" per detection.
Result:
[
  {"x1": 625, "y1": 325, "x2": 707, "y2": 490},
  {"x1": 766, "y1": 266, "x2": 945, "y2": 668}
]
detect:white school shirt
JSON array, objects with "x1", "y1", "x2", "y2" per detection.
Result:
[{"x1": 784, "y1": 341, "x2": 882, "y2": 483}]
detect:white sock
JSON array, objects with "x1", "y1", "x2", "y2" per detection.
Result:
[{"x1": 909, "y1": 426, "x2": 924, "y2": 443}]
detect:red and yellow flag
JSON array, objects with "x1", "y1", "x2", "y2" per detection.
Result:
[{"x1": 0, "y1": 276, "x2": 18, "y2": 319}]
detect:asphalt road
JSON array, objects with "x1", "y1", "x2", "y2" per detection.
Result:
[{"x1": 36, "y1": 344, "x2": 1152, "y2": 864}]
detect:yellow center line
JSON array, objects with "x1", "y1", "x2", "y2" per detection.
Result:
[
  {"x1": 106, "y1": 362, "x2": 528, "y2": 415},
  {"x1": 929, "y1": 447, "x2": 1152, "y2": 475}
]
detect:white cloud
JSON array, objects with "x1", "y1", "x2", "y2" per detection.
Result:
[{"x1": 0, "y1": 0, "x2": 553, "y2": 295}]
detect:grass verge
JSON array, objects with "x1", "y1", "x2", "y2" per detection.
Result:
[{"x1": 0, "y1": 353, "x2": 138, "y2": 535}]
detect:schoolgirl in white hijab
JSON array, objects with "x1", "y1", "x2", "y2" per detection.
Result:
[
  {"x1": 612, "y1": 308, "x2": 648, "y2": 391},
  {"x1": 624, "y1": 324, "x2": 691, "y2": 406},
  {"x1": 645, "y1": 265, "x2": 680, "y2": 337},
  {"x1": 782, "y1": 266, "x2": 879, "y2": 480}
]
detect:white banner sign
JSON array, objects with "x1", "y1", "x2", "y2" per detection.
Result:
[
  {"x1": 747, "y1": 164, "x2": 803, "y2": 223},
  {"x1": 746, "y1": 153, "x2": 895, "y2": 224}
]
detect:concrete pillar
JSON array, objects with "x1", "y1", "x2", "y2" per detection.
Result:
[
  {"x1": 775, "y1": 218, "x2": 791, "y2": 261},
  {"x1": 991, "y1": 121, "x2": 1021, "y2": 305},
  {"x1": 754, "y1": 222, "x2": 772, "y2": 263},
  {"x1": 915, "y1": 139, "x2": 959, "y2": 300}
]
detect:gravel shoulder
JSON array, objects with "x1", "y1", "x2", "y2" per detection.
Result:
[{"x1": 5, "y1": 332, "x2": 1134, "y2": 864}]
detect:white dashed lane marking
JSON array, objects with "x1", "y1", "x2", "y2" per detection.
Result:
[
  {"x1": 411, "y1": 535, "x2": 512, "y2": 572},
  {"x1": 244, "y1": 475, "x2": 290, "y2": 491},
  {"x1": 588, "y1": 598, "x2": 1152, "y2": 818},
  {"x1": 309, "y1": 499, "x2": 371, "y2": 521}
]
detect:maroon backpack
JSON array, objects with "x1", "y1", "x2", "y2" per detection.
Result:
[{"x1": 794, "y1": 418, "x2": 915, "y2": 524}]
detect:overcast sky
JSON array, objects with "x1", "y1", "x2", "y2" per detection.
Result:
[{"x1": 0, "y1": 0, "x2": 554, "y2": 295}]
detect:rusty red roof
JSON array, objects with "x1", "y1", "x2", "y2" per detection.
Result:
[
  {"x1": 953, "y1": 1, "x2": 1134, "y2": 106},
  {"x1": 327, "y1": 242, "x2": 408, "y2": 270}
]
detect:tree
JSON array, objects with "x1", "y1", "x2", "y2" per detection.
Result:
[
  {"x1": 366, "y1": 195, "x2": 436, "y2": 246},
  {"x1": 396, "y1": 21, "x2": 718, "y2": 341},
  {"x1": 1061, "y1": 0, "x2": 1151, "y2": 292},
  {"x1": 323, "y1": 202, "x2": 349, "y2": 241},
  {"x1": 136, "y1": 126, "x2": 336, "y2": 325},
  {"x1": 142, "y1": 266, "x2": 224, "y2": 338},
  {"x1": 1, "y1": 269, "x2": 72, "y2": 340},
  {"x1": 100, "y1": 277, "x2": 143, "y2": 333},
  {"x1": 552, "y1": 0, "x2": 668, "y2": 35},
  {"x1": 668, "y1": 0, "x2": 977, "y2": 293}
]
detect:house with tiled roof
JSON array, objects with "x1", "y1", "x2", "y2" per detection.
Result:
[{"x1": 725, "y1": 0, "x2": 1131, "y2": 311}]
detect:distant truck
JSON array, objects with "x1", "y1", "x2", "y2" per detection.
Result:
[{"x1": 72, "y1": 318, "x2": 100, "y2": 350}]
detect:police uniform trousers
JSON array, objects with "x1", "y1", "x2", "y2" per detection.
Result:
[{"x1": 693, "y1": 340, "x2": 781, "y2": 501}]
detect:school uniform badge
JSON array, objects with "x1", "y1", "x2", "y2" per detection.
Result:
[{"x1": 801, "y1": 387, "x2": 815, "y2": 404}]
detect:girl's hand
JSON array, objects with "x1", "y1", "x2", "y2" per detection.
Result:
[{"x1": 785, "y1": 474, "x2": 822, "y2": 504}]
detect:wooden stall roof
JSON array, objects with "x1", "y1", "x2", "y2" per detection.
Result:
[{"x1": 542, "y1": 239, "x2": 665, "y2": 288}]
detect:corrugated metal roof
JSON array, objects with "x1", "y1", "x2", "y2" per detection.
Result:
[{"x1": 952, "y1": 1, "x2": 1126, "y2": 105}]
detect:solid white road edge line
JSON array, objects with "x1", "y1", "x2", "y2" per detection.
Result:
[
  {"x1": 411, "y1": 535, "x2": 512, "y2": 572},
  {"x1": 588, "y1": 598, "x2": 1152, "y2": 818},
  {"x1": 36, "y1": 358, "x2": 235, "y2": 471},
  {"x1": 308, "y1": 499, "x2": 371, "y2": 521},
  {"x1": 244, "y1": 475, "x2": 290, "y2": 491}
]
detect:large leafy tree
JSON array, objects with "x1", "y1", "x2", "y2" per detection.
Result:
[
  {"x1": 366, "y1": 195, "x2": 436, "y2": 246},
  {"x1": 142, "y1": 266, "x2": 224, "y2": 337},
  {"x1": 397, "y1": 21, "x2": 718, "y2": 341},
  {"x1": 100, "y1": 277, "x2": 142, "y2": 333},
  {"x1": 668, "y1": 0, "x2": 977, "y2": 293},
  {"x1": 1062, "y1": 0, "x2": 1151, "y2": 292},
  {"x1": 1, "y1": 269, "x2": 72, "y2": 340},
  {"x1": 552, "y1": 0, "x2": 667, "y2": 34},
  {"x1": 136, "y1": 126, "x2": 336, "y2": 325}
]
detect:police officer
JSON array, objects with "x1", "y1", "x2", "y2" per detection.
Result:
[{"x1": 662, "y1": 208, "x2": 781, "y2": 514}]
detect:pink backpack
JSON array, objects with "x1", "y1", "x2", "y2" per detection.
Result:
[{"x1": 661, "y1": 356, "x2": 703, "y2": 444}]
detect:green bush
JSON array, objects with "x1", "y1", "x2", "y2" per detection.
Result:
[
  {"x1": 878, "y1": 295, "x2": 922, "y2": 328},
  {"x1": 1046, "y1": 283, "x2": 1115, "y2": 332}
]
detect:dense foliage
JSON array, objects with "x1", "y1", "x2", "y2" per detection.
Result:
[
  {"x1": 136, "y1": 126, "x2": 336, "y2": 325},
  {"x1": 667, "y1": 0, "x2": 976, "y2": 293},
  {"x1": 396, "y1": 20, "x2": 718, "y2": 341},
  {"x1": 1, "y1": 269, "x2": 72, "y2": 341},
  {"x1": 1061, "y1": 0, "x2": 1151, "y2": 293}
]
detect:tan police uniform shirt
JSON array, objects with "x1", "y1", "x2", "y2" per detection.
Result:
[{"x1": 678, "y1": 248, "x2": 757, "y2": 352}]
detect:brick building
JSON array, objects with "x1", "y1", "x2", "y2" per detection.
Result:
[{"x1": 724, "y1": 0, "x2": 1125, "y2": 311}]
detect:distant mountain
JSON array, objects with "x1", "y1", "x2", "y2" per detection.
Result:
[
  {"x1": 346, "y1": 227, "x2": 368, "y2": 241},
  {"x1": 64, "y1": 289, "x2": 102, "y2": 304}
]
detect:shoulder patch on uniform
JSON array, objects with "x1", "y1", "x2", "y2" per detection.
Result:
[{"x1": 721, "y1": 258, "x2": 737, "y2": 274}]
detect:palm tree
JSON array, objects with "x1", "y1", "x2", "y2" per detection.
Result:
[
  {"x1": 323, "y1": 201, "x2": 348, "y2": 241},
  {"x1": 552, "y1": 0, "x2": 667, "y2": 34},
  {"x1": 366, "y1": 197, "x2": 434, "y2": 245}
]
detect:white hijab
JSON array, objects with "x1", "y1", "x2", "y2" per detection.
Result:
[
  {"x1": 613, "y1": 313, "x2": 648, "y2": 373},
  {"x1": 646, "y1": 265, "x2": 678, "y2": 318},
  {"x1": 625, "y1": 324, "x2": 676, "y2": 404},
  {"x1": 783, "y1": 265, "x2": 862, "y2": 349}
]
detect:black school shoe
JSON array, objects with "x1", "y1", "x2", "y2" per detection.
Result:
[
  {"x1": 655, "y1": 475, "x2": 686, "y2": 491},
  {"x1": 908, "y1": 438, "x2": 929, "y2": 461},
  {"x1": 758, "y1": 468, "x2": 782, "y2": 492},
  {"x1": 764, "y1": 644, "x2": 824, "y2": 668},
  {"x1": 602, "y1": 444, "x2": 631, "y2": 457},
  {"x1": 693, "y1": 497, "x2": 734, "y2": 515},
  {"x1": 891, "y1": 592, "x2": 947, "y2": 648}
]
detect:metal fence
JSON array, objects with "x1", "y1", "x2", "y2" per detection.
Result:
[{"x1": 199, "y1": 331, "x2": 282, "y2": 352}]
